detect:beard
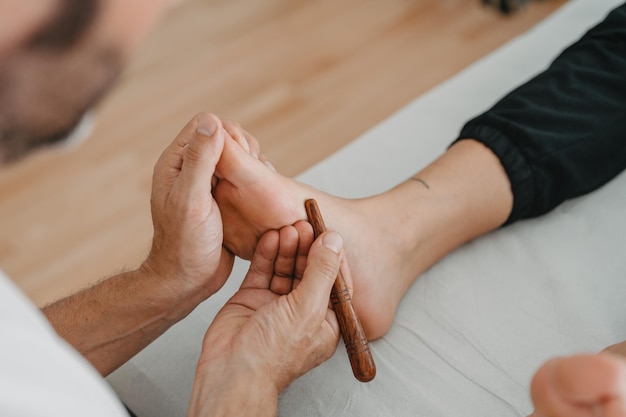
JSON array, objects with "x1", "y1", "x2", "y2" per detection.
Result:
[{"x1": 0, "y1": 42, "x2": 122, "y2": 163}]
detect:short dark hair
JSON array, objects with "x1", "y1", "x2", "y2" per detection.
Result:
[{"x1": 27, "y1": 0, "x2": 100, "y2": 51}]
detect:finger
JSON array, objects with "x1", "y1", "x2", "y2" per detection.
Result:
[
  {"x1": 338, "y1": 252, "x2": 354, "y2": 297},
  {"x1": 177, "y1": 113, "x2": 225, "y2": 197},
  {"x1": 269, "y1": 225, "x2": 299, "y2": 295},
  {"x1": 293, "y1": 231, "x2": 343, "y2": 314},
  {"x1": 324, "y1": 308, "x2": 341, "y2": 341},
  {"x1": 157, "y1": 113, "x2": 209, "y2": 172},
  {"x1": 241, "y1": 230, "x2": 280, "y2": 290},
  {"x1": 291, "y1": 220, "x2": 314, "y2": 291},
  {"x1": 151, "y1": 115, "x2": 201, "y2": 200}
]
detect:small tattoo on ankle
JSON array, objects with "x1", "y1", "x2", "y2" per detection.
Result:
[{"x1": 410, "y1": 177, "x2": 430, "y2": 190}]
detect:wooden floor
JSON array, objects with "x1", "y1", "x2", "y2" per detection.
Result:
[{"x1": 0, "y1": 0, "x2": 566, "y2": 306}]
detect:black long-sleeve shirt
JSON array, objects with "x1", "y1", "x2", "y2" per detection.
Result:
[{"x1": 456, "y1": 3, "x2": 626, "y2": 224}]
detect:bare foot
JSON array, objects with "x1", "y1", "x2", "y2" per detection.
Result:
[
  {"x1": 215, "y1": 127, "x2": 511, "y2": 339},
  {"x1": 214, "y1": 132, "x2": 432, "y2": 339},
  {"x1": 529, "y1": 353, "x2": 626, "y2": 417}
]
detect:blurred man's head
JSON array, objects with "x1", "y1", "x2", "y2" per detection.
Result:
[{"x1": 0, "y1": 0, "x2": 179, "y2": 163}]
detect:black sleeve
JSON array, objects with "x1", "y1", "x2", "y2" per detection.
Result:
[{"x1": 454, "y1": 3, "x2": 626, "y2": 225}]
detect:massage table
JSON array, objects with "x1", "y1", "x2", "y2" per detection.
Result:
[{"x1": 108, "y1": 0, "x2": 626, "y2": 415}]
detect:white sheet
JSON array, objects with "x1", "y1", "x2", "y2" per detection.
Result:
[{"x1": 107, "y1": 1, "x2": 626, "y2": 415}]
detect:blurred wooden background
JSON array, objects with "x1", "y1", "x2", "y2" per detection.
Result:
[{"x1": 0, "y1": 0, "x2": 566, "y2": 306}]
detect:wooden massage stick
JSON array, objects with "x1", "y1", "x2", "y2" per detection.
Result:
[{"x1": 304, "y1": 199, "x2": 376, "y2": 382}]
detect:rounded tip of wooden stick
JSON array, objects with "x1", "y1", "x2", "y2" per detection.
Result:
[
  {"x1": 352, "y1": 352, "x2": 377, "y2": 383},
  {"x1": 356, "y1": 369, "x2": 376, "y2": 383}
]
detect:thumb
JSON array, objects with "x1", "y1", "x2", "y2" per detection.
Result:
[
  {"x1": 294, "y1": 231, "x2": 343, "y2": 314},
  {"x1": 178, "y1": 113, "x2": 224, "y2": 195}
]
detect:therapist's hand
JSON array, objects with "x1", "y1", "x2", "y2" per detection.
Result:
[
  {"x1": 187, "y1": 222, "x2": 343, "y2": 417},
  {"x1": 143, "y1": 112, "x2": 235, "y2": 319},
  {"x1": 44, "y1": 113, "x2": 242, "y2": 377}
]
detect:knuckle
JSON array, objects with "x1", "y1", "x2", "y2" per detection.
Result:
[
  {"x1": 184, "y1": 136, "x2": 210, "y2": 162},
  {"x1": 311, "y1": 254, "x2": 340, "y2": 281}
]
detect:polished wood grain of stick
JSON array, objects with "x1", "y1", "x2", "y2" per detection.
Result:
[{"x1": 304, "y1": 199, "x2": 376, "y2": 382}]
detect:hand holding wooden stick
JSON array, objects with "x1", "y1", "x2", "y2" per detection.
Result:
[{"x1": 304, "y1": 199, "x2": 376, "y2": 383}]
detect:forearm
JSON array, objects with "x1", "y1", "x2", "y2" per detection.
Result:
[
  {"x1": 457, "y1": 4, "x2": 626, "y2": 223},
  {"x1": 43, "y1": 263, "x2": 208, "y2": 376}
]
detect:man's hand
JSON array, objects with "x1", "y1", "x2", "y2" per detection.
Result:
[
  {"x1": 44, "y1": 113, "x2": 238, "y2": 375},
  {"x1": 187, "y1": 222, "x2": 343, "y2": 417},
  {"x1": 145, "y1": 112, "x2": 234, "y2": 316}
]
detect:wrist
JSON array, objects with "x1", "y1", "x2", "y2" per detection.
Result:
[
  {"x1": 188, "y1": 359, "x2": 279, "y2": 417},
  {"x1": 137, "y1": 259, "x2": 212, "y2": 323}
]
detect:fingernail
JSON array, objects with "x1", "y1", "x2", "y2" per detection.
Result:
[
  {"x1": 196, "y1": 114, "x2": 217, "y2": 136},
  {"x1": 322, "y1": 231, "x2": 343, "y2": 254}
]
